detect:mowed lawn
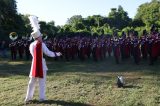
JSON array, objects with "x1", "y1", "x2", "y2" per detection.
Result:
[{"x1": 0, "y1": 57, "x2": 160, "y2": 106}]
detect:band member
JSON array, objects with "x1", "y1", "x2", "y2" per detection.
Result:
[
  {"x1": 92, "y1": 42, "x2": 97, "y2": 61},
  {"x1": 107, "y1": 37, "x2": 112, "y2": 57},
  {"x1": 9, "y1": 41, "x2": 17, "y2": 60},
  {"x1": 124, "y1": 37, "x2": 131, "y2": 59},
  {"x1": 24, "y1": 39, "x2": 31, "y2": 60},
  {"x1": 132, "y1": 32, "x2": 141, "y2": 64},
  {"x1": 17, "y1": 38, "x2": 24, "y2": 59},
  {"x1": 140, "y1": 30, "x2": 148, "y2": 59},
  {"x1": 101, "y1": 40, "x2": 107, "y2": 59},
  {"x1": 79, "y1": 41, "x2": 86, "y2": 61},
  {"x1": 25, "y1": 16, "x2": 62, "y2": 103},
  {"x1": 65, "y1": 41, "x2": 71, "y2": 61},
  {"x1": 0, "y1": 40, "x2": 8, "y2": 58},
  {"x1": 113, "y1": 38, "x2": 120, "y2": 64},
  {"x1": 147, "y1": 36, "x2": 154, "y2": 65},
  {"x1": 150, "y1": 34, "x2": 159, "y2": 65},
  {"x1": 95, "y1": 43, "x2": 101, "y2": 61},
  {"x1": 9, "y1": 32, "x2": 18, "y2": 60}
]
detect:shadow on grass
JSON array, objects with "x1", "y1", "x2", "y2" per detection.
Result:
[
  {"x1": 123, "y1": 85, "x2": 142, "y2": 89},
  {"x1": 1, "y1": 57, "x2": 160, "y2": 77},
  {"x1": 47, "y1": 57, "x2": 160, "y2": 73},
  {"x1": 25, "y1": 99, "x2": 93, "y2": 106},
  {"x1": 0, "y1": 59, "x2": 31, "y2": 77}
]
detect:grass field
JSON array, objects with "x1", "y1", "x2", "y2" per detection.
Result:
[{"x1": 0, "y1": 57, "x2": 160, "y2": 106}]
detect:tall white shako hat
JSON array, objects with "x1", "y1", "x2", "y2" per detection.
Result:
[{"x1": 28, "y1": 15, "x2": 42, "y2": 39}]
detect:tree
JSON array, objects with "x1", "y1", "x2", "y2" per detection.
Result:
[
  {"x1": 131, "y1": 19, "x2": 145, "y2": 28},
  {"x1": 38, "y1": 21, "x2": 58, "y2": 37},
  {"x1": 67, "y1": 15, "x2": 83, "y2": 25},
  {"x1": 85, "y1": 15, "x2": 105, "y2": 27},
  {"x1": 108, "y1": 5, "x2": 132, "y2": 29},
  {"x1": 20, "y1": 14, "x2": 32, "y2": 35},
  {"x1": 0, "y1": 0, "x2": 25, "y2": 40},
  {"x1": 47, "y1": 21, "x2": 58, "y2": 37},
  {"x1": 73, "y1": 22, "x2": 86, "y2": 31},
  {"x1": 135, "y1": 0, "x2": 160, "y2": 27}
]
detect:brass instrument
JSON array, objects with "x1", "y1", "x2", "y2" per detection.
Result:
[
  {"x1": 9, "y1": 32, "x2": 18, "y2": 41},
  {"x1": 42, "y1": 33, "x2": 48, "y2": 40}
]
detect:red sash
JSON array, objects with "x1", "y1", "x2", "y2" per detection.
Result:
[{"x1": 32, "y1": 42, "x2": 43, "y2": 78}]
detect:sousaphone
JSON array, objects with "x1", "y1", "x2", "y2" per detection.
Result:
[
  {"x1": 42, "y1": 33, "x2": 48, "y2": 40},
  {"x1": 9, "y1": 32, "x2": 18, "y2": 41}
]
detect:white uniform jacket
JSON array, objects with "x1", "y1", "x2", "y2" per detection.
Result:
[{"x1": 29, "y1": 41, "x2": 56, "y2": 77}]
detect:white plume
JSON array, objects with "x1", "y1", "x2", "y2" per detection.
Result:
[{"x1": 28, "y1": 15, "x2": 40, "y2": 32}]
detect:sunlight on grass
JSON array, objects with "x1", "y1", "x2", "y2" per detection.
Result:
[
  {"x1": 0, "y1": 58, "x2": 160, "y2": 106},
  {"x1": 8, "y1": 61, "x2": 27, "y2": 65}
]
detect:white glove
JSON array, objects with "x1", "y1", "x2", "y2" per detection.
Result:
[{"x1": 56, "y1": 52, "x2": 62, "y2": 56}]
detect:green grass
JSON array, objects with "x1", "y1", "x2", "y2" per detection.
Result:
[{"x1": 0, "y1": 57, "x2": 160, "y2": 106}]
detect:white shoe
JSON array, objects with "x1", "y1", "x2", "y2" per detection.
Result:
[
  {"x1": 39, "y1": 99, "x2": 45, "y2": 102},
  {"x1": 25, "y1": 98, "x2": 32, "y2": 103},
  {"x1": 24, "y1": 100, "x2": 32, "y2": 104}
]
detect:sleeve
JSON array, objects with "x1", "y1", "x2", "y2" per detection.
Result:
[
  {"x1": 29, "y1": 43, "x2": 34, "y2": 57},
  {"x1": 42, "y1": 43, "x2": 56, "y2": 57}
]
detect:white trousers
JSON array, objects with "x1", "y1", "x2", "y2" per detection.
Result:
[{"x1": 25, "y1": 70, "x2": 47, "y2": 101}]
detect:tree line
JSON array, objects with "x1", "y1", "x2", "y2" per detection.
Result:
[{"x1": 0, "y1": 0, "x2": 160, "y2": 40}]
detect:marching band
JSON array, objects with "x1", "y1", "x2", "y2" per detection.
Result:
[{"x1": 6, "y1": 28, "x2": 160, "y2": 65}]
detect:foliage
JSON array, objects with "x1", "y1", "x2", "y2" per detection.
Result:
[
  {"x1": 20, "y1": 14, "x2": 32, "y2": 35},
  {"x1": 67, "y1": 15, "x2": 83, "y2": 25},
  {"x1": 131, "y1": 19, "x2": 145, "y2": 28},
  {"x1": 0, "y1": 0, "x2": 25, "y2": 40},
  {"x1": 39, "y1": 21, "x2": 58, "y2": 37},
  {"x1": 0, "y1": 0, "x2": 159, "y2": 40},
  {"x1": 108, "y1": 6, "x2": 132, "y2": 29},
  {"x1": 135, "y1": 0, "x2": 160, "y2": 27}
]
